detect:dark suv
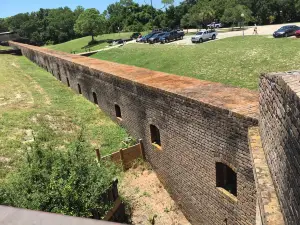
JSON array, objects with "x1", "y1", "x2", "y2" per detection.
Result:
[
  {"x1": 149, "y1": 33, "x2": 165, "y2": 44},
  {"x1": 159, "y1": 31, "x2": 178, "y2": 43}
]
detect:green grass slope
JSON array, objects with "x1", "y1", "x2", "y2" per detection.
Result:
[
  {"x1": 46, "y1": 32, "x2": 145, "y2": 53},
  {"x1": 92, "y1": 36, "x2": 300, "y2": 90},
  {"x1": 0, "y1": 54, "x2": 128, "y2": 179},
  {"x1": 0, "y1": 46, "x2": 10, "y2": 50}
]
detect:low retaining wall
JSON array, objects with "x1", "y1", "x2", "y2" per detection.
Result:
[
  {"x1": 10, "y1": 41, "x2": 260, "y2": 225},
  {"x1": 260, "y1": 72, "x2": 300, "y2": 225}
]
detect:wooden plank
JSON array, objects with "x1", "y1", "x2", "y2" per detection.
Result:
[{"x1": 103, "y1": 197, "x2": 122, "y2": 221}]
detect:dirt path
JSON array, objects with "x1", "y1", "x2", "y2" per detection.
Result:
[{"x1": 120, "y1": 165, "x2": 191, "y2": 225}]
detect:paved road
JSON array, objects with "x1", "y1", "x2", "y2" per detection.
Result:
[{"x1": 170, "y1": 23, "x2": 300, "y2": 45}]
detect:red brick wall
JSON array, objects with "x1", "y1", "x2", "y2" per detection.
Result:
[{"x1": 10, "y1": 42, "x2": 259, "y2": 225}]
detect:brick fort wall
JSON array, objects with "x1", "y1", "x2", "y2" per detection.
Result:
[
  {"x1": 10, "y1": 41, "x2": 259, "y2": 225},
  {"x1": 259, "y1": 72, "x2": 300, "y2": 225}
]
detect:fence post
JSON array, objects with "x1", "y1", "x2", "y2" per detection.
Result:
[
  {"x1": 119, "y1": 148, "x2": 125, "y2": 171},
  {"x1": 139, "y1": 139, "x2": 146, "y2": 160},
  {"x1": 95, "y1": 148, "x2": 101, "y2": 162}
]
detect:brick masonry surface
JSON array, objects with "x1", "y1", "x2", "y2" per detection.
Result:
[
  {"x1": 248, "y1": 127, "x2": 284, "y2": 225},
  {"x1": 10, "y1": 41, "x2": 261, "y2": 225},
  {"x1": 260, "y1": 72, "x2": 300, "y2": 225}
]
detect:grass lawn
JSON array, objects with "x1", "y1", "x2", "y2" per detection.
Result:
[
  {"x1": 0, "y1": 54, "x2": 128, "y2": 179},
  {"x1": 46, "y1": 32, "x2": 147, "y2": 53},
  {"x1": 0, "y1": 46, "x2": 10, "y2": 50},
  {"x1": 92, "y1": 36, "x2": 300, "y2": 90}
]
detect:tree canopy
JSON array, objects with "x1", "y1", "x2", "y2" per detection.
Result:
[{"x1": 74, "y1": 8, "x2": 105, "y2": 41}]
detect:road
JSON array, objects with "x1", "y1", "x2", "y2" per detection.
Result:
[{"x1": 170, "y1": 23, "x2": 300, "y2": 45}]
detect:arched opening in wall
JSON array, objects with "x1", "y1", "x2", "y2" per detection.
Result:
[
  {"x1": 115, "y1": 104, "x2": 122, "y2": 120},
  {"x1": 216, "y1": 162, "x2": 237, "y2": 196},
  {"x1": 92, "y1": 92, "x2": 98, "y2": 105},
  {"x1": 77, "y1": 83, "x2": 82, "y2": 94},
  {"x1": 66, "y1": 77, "x2": 70, "y2": 87},
  {"x1": 150, "y1": 125, "x2": 161, "y2": 148}
]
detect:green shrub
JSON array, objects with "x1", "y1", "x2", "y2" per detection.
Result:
[{"x1": 0, "y1": 128, "x2": 120, "y2": 218}]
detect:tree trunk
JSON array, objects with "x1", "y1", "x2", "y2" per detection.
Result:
[{"x1": 92, "y1": 35, "x2": 94, "y2": 41}]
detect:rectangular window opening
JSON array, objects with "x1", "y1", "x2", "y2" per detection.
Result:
[
  {"x1": 115, "y1": 104, "x2": 122, "y2": 119},
  {"x1": 150, "y1": 124, "x2": 161, "y2": 147},
  {"x1": 216, "y1": 162, "x2": 237, "y2": 197},
  {"x1": 92, "y1": 92, "x2": 98, "y2": 105},
  {"x1": 77, "y1": 83, "x2": 82, "y2": 94}
]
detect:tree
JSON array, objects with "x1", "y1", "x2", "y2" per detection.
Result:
[
  {"x1": 221, "y1": 4, "x2": 253, "y2": 27},
  {"x1": 188, "y1": 0, "x2": 216, "y2": 28},
  {"x1": 0, "y1": 19, "x2": 9, "y2": 32},
  {"x1": 181, "y1": 13, "x2": 194, "y2": 32},
  {"x1": 161, "y1": 0, "x2": 175, "y2": 9},
  {"x1": 47, "y1": 7, "x2": 77, "y2": 44},
  {"x1": 74, "y1": 8, "x2": 105, "y2": 41}
]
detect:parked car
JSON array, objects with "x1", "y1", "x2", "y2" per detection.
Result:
[
  {"x1": 191, "y1": 29, "x2": 217, "y2": 43},
  {"x1": 142, "y1": 32, "x2": 160, "y2": 43},
  {"x1": 295, "y1": 30, "x2": 300, "y2": 38},
  {"x1": 207, "y1": 22, "x2": 222, "y2": 28},
  {"x1": 176, "y1": 29, "x2": 185, "y2": 39},
  {"x1": 130, "y1": 32, "x2": 142, "y2": 39},
  {"x1": 149, "y1": 33, "x2": 166, "y2": 44},
  {"x1": 273, "y1": 25, "x2": 300, "y2": 38},
  {"x1": 136, "y1": 36, "x2": 143, "y2": 42},
  {"x1": 140, "y1": 33, "x2": 157, "y2": 43},
  {"x1": 159, "y1": 31, "x2": 178, "y2": 43}
]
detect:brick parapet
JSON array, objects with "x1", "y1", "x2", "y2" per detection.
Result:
[
  {"x1": 259, "y1": 71, "x2": 300, "y2": 225},
  {"x1": 9, "y1": 41, "x2": 262, "y2": 225}
]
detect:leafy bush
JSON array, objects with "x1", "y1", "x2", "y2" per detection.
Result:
[
  {"x1": 0, "y1": 128, "x2": 120, "y2": 218},
  {"x1": 121, "y1": 136, "x2": 137, "y2": 149}
]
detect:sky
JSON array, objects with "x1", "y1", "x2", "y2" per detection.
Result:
[{"x1": 0, "y1": 0, "x2": 182, "y2": 18}]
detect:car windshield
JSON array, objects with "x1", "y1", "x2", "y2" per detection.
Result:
[
  {"x1": 278, "y1": 26, "x2": 289, "y2": 31},
  {"x1": 196, "y1": 32, "x2": 203, "y2": 35},
  {"x1": 152, "y1": 33, "x2": 160, "y2": 38}
]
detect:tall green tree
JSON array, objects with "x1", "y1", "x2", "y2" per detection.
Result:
[
  {"x1": 221, "y1": 4, "x2": 253, "y2": 27},
  {"x1": 0, "y1": 19, "x2": 9, "y2": 32},
  {"x1": 74, "y1": 8, "x2": 105, "y2": 41}
]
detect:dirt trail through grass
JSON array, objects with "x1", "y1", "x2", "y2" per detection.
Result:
[{"x1": 0, "y1": 54, "x2": 127, "y2": 179}]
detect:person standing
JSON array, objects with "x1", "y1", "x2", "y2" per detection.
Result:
[{"x1": 253, "y1": 24, "x2": 258, "y2": 35}]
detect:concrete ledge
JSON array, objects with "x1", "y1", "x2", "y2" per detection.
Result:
[
  {"x1": 0, "y1": 206, "x2": 122, "y2": 225},
  {"x1": 248, "y1": 127, "x2": 284, "y2": 225}
]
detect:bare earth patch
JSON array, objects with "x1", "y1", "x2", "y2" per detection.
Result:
[{"x1": 120, "y1": 165, "x2": 191, "y2": 225}]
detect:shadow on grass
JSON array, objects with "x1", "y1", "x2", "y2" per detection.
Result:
[{"x1": 81, "y1": 39, "x2": 114, "y2": 50}]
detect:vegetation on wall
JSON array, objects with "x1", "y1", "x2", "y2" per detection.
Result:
[{"x1": 1, "y1": 0, "x2": 300, "y2": 45}]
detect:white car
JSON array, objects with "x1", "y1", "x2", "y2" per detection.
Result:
[
  {"x1": 191, "y1": 30, "x2": 217, "y2": 43},
  {"x1": 208, "y1": 22, "x2": 222, "y2": 28}
]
